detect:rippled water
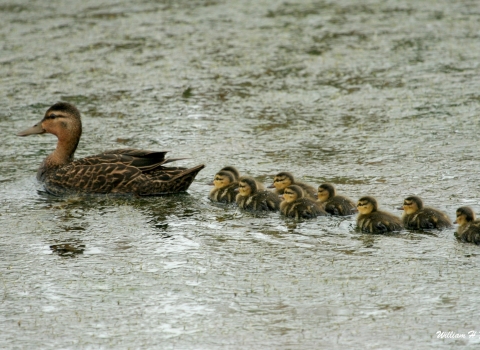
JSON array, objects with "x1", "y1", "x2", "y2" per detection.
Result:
[{"x1": 1, "y1": 0, "x2": 480, "y2": 348}]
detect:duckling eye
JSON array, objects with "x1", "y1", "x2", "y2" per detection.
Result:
[
  {"x1": 239, "y1": 184, "x2": 245, "y2": 189},
  {"x1": 357, "y1": 203, "x2": 366, "y2": 207},
  {"x1": 46, "y1": 114, "x2": 57, "y2": 120}
]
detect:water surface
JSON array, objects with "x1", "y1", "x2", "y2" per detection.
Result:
[{"x1": 1, "y1": 0, "x2": 480, "y2": 348}]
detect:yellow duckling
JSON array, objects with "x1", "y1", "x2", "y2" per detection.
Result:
[
  {"x1": 209, "y1": 169, "x2": 239, "y2": 204},
  {"x1": 280, "y1": 185, "x2": 327, "y2": 219},
  {"x1": 236, "y1": 176, "x2": 280, "y2": 212},
  {"x1": 399, "y1": 196, "x2": 452, "y2": 229},
  {"x1": 454, "y1": 206, "x2": 480, "y2": 245},
  {"x1": 317, "y1": 183, "x2": 357, "y2": 216},
  {"x1": 356, "y1": 196, "x2": 403, "y2": 233},
  {"x1": 268, "y1": 172, "x2": 317, "y2": 200},
  {"x1": 17, "y1": 102, "x2": 204, "y2": 196}
]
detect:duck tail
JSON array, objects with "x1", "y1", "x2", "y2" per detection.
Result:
[{"x1": 138, "y1": 164, "x2": 205, "y2": 195}]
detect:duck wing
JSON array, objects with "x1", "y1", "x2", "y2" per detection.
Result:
[
  {"x1": 44, "y1": 162, "x2": 144, "y2": 195},
  {"x1": 75, "y1": 149, "x2": 187, "y2": 172}
]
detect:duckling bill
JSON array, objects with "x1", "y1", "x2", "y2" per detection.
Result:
[{"x1": 17, "y1": 102, "x2": 205, "y2": 196}]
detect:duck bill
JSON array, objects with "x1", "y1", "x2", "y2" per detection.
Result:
[
  {"x1": 17, "y1": 121, "x2": 45, "y2": 136},
  {"x1": 396, "y1": 206, "x2": 404, "y2": 210},
  {"x1": 207, "y1": 181, "x2": 214, "y2": 186},
  {"x1": 267, "y1": 184, "x2": 275, "y2": 188}
]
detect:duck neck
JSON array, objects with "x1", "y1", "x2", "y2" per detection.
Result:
[{"x1": 46, "y1": 132, "x2": 81, "y2": 167}]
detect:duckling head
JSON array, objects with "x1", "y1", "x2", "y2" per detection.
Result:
[
  {"x1": 400, "y1": 196, "x2": 423, "y2": 215},
  {"x1": 211, "y1": 170, "x2": 236, "y2": 189},
  {"x1": 318, "y1": 183, "x2": 336, "y2": 202},
  {"x1": 455, "y1": 206, "x2": 475, "y2": 225},
  {"x1": 283, "y1": 185, "x2": 304, "y2": 204},
  {"x1": 357, "y1": 196, "x2": 378, "y2": 215},
  {"x1": 219, "y1": 166, "x2": 240, "y2": 181},
  {"x1": 269, "y1": 172, "x2": 294, "y2": 191},
  {"x1": 238, "y1": 176, "x2": 258, "y2": 197}
]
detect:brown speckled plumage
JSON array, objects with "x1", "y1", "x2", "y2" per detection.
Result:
[{"x1": 17, "y1": 102, "x2": 205, "y2": 196}]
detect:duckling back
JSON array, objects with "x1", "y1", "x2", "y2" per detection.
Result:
[
  {"x1": 236, "y1": 190, "x2": 281, "y2": 212},
  {"x1": 403, "y1": 207, "x2": 452, "y2": 230},
  {"x1": 281, "y1": 198, "x2": 327, "y2": 219},
  {"x1": 357, "y1": 211, "x2": 403, "y2": 234},
  {"x1": 209, "y1": 181, "x2": 239, "y2": 203},
  {"x1": 456, "y1": 221, "x2": 480, "y2": 245},
  {"x1": 322, "y1": 195, "x2": 357, "y2": 216}
]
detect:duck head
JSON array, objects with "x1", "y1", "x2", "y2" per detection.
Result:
[
  {"x1": 268, "y1": 172, "x2": 294, "y2": 190},
  {"x1": 455, "y1": 206, "x2": 475, "y2": 226},
  {"x1": 210, "y1": 170, "x2": 236, "y2": 189},
  {"x1": 318, "y1": 183, "x2": 336, "y2": 202},
  {"x1": 219, "y1": 166, "x2": 240, "y2": 181},
  {"x1": 398, "y1": 196, "x2": 423, "y2": 214},
  {"x1": 17, "y1": 102, "x2": 82, "y2": 165},
  {"x1": 283, "y1": 185, "x2": 304, "y2": 204},
  {"x1": 357, "y1": 196, "x2": 378, "y2": 215},
  {"x1": 238, "y1": 176, "x2": 258, "y2": 197}
]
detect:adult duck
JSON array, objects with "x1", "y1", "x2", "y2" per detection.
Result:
[{"x1": 17, "y1": 102, "x2": 205, "y2": 196}]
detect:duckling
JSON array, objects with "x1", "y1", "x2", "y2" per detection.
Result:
[
  {"x1": 280, "y1": 185, "x2": 328, "y2": 219},
  {"x1": 17, "y1": 102, "x2": 205, "y2": 196},
  {"x1": 356, "y1": 196, "x2": 403, "y2": 233},
  {"x1": 219, "y1": 166, "x2": 240, "y2": 181},
  {"x1": 317, "y1": 183, "x2": 357, "y2": 216},
  {"x1": 399, "y1": 196, "x2": 452, "y2": 229},
  {"x1": 268, "y1": 172, "x2": 317, "y2": 200},
  {"x1": 236, "y1": 176, "x2": 280, "y2": 212},
  {"x1": 454, "y1": 206, "x2": 480, "y2": 245},
  {"x1": 209, "y1": 170, "x2": 239, "y2": 204}
]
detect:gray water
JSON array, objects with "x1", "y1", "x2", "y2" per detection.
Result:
[{"x1": 1, "y1": 0, "x2": 480, "y2": 348}]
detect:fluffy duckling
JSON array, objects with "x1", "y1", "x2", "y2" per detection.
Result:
[
  {"x1": 236, "y1": 176, "x2": 281, "y2": 212},
  {"x1": 219, "y1": 166, "x2": 240, "y2": 181},
  {"x1": 454, "y1": 207, "x2": 480, "y2": 245},
  {"x1": 280, "y1": 185, "x2": 327, "y2": 219},
  {"x1": 317, "y1": 183, "x2": 357, "y2": 216},
  {"x1": 209, "y1": 170, "x2": 239, "y2": 204},
  {"x1": 268, "y1": 172, "x2": 317, "y2": 200},
  {"x1": 356, "y1": 196, "x2": 403, "y2": 233},
  {"x1": 399, "y1": 196, "x2": 452, "y2": 229}
]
